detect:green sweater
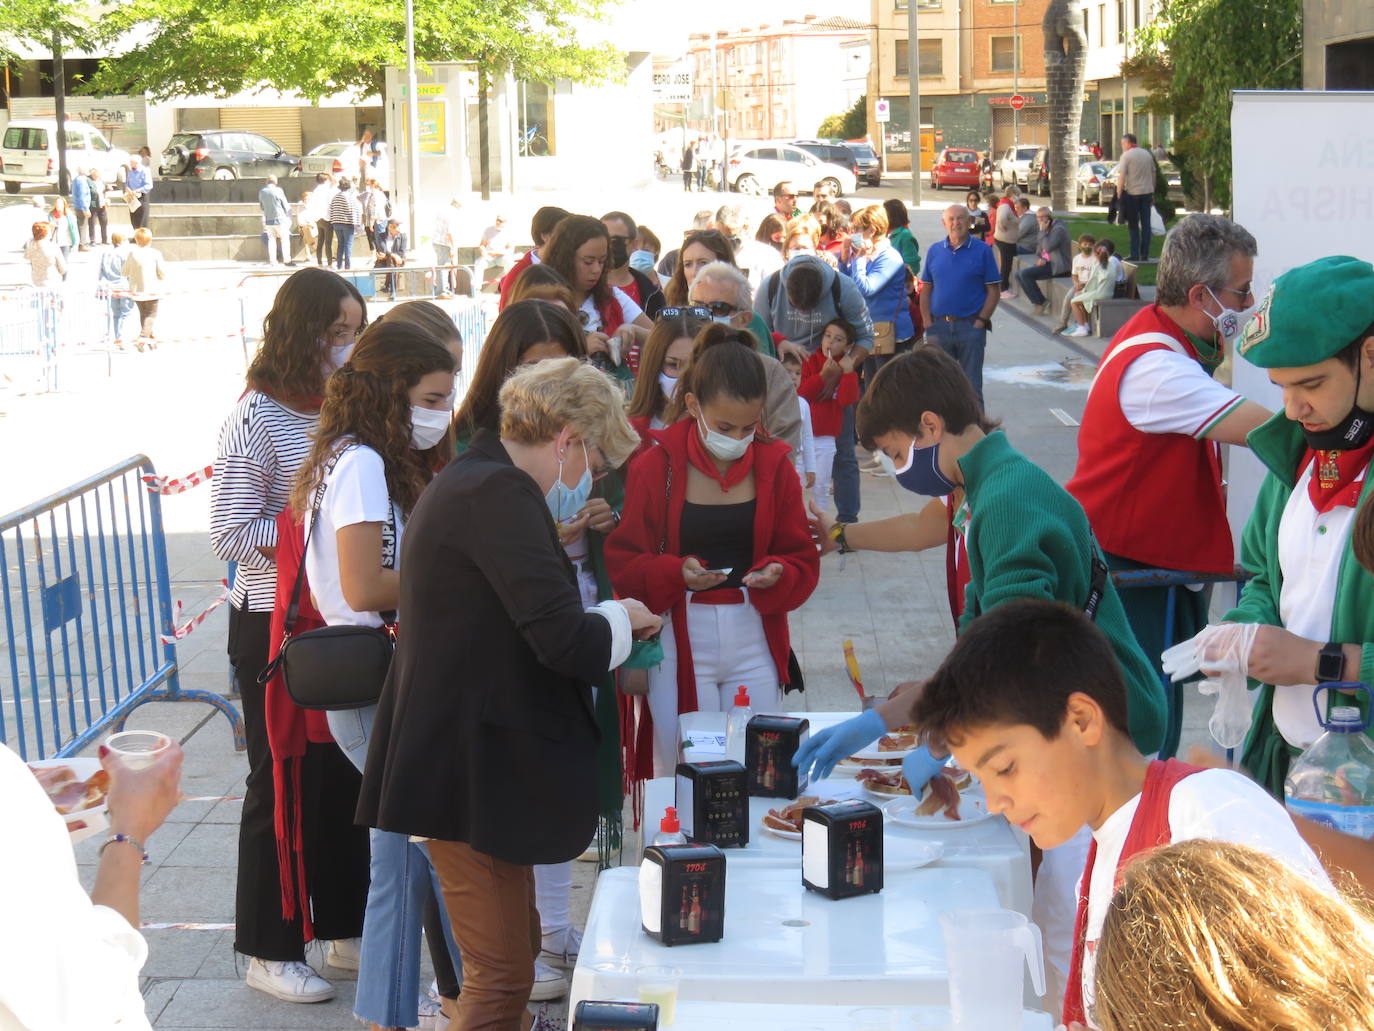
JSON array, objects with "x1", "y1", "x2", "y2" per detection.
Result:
[
  {"x1": 1226, "y1": 412, "x2": 1374, "y2": 795},
  {"x1": 890, "y1": 227, "x2": 921, "y2": 276},
  {"x1": 959, "y1": 432, "x2": 1166, "y2": 754}
]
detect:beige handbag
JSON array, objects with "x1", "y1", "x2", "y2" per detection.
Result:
[{"x1": 871, "y1": 320, "x2": 896, "y2": 356}]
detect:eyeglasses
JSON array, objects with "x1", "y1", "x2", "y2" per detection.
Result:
[
  {"x1": 658, "y1": 306, "x2": 712, "y2": 321},
  {"x1": 1216, "y1": 285, "x2": 1254, "y2": 303},
  {"x1": 591, "y1": 446, "x2": 611, "y2": 483}
]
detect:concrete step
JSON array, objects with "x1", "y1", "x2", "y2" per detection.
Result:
[
  {"x1": 150, "y1": 212, "x2": 277, "y2": 237},
  {"x1": 153, "y1": 230, "x2": 375, "y2": 264}
]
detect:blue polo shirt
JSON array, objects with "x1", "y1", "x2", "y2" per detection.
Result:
[{"x1": 920, "y1": 235, "x2": 1001, "y2": 318}]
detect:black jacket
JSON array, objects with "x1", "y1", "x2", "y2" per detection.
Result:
[{"x1": 356, "y1": 429, "x2": 610, "y2": 864}]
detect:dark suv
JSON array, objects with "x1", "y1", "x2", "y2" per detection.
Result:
[
  {"x1": 159, "y1": 130, "x2": 300, "y2": 180},
  {"x1": 1027, "y1": 146, "x2": 1097, "y2": 196},
  {"x1": 843, "y1": 141, "x2": 881, "y2": 186},
  {"x1": 791, "y1": 140, "x2": 860, "y2": 180}
]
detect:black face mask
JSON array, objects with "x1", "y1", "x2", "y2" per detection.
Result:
[
  {"x1": 1302, "y1": 362, "x2": 1374, "y2": 451},
  {"x1": 608, "y1": 236, "x2": 630, "y2": 269}
]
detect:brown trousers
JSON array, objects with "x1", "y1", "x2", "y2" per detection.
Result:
[{"x1": 428, "y1": 840, "x2": 541, "y2": 1031}]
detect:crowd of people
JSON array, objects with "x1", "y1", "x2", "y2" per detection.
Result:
[{"x1": 13, "y1": 175, "x2": 1374, "y2": 1031}]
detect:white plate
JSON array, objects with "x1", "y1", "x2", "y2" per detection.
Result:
[
  {"x1": 861, "y1": 781, "x2": 913, "y2": 801},
  {"x1": 27, "y1": 757, "x2": 110, "y2": 843},
  {"x1": 761, "y1": 821, "x2": 803, "y2": 841},
  {"x1": 881, "y1": 793, "x2": 994, "y2": 829},
  {"x1": 848, "y1": 744, "x2": 917, "y2": 762}
]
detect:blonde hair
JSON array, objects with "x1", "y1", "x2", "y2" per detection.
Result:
[
  {"x1": 134, "y1": 228, "x2": 153, "y2": 246},
  {"x1": 851, "y1": 204, "x2": 889, "y2": 237},
  {"x1": 1094, "y1": 839, "x2": 1374, "y2": 1031},
  {"x1": 498, "y1": 357, "x2": 638, "y2": 467}
]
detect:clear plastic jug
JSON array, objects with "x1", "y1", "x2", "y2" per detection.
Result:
[
  {"x1": 1284, "y1": 683, "x2": 1374, "y2": 840},
  {"x1": 939, "y1": 908, "x2": 1046, "y2": 1030}
]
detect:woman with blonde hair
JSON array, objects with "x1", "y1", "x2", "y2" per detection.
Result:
[{"x1": 1091, "y1": 838, "x2": 1374, "y2": 1031}]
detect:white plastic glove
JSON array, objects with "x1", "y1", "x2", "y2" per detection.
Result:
[{"x1": 1161, "y1": 623, "x2": 1260, "y2": 749}]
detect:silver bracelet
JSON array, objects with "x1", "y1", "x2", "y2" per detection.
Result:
[{"x1": 99, "y1": 833, "x2": 149, "y2": 864}]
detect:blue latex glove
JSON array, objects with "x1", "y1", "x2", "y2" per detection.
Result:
[
  {"x1": 792, "y1": 709, "x2": 886, "y2": 781},
  {"x1": 902, "y1": 744, "x2": 948, "y2": 795}
]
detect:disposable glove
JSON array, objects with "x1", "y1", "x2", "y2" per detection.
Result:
[
  {"x1": 1161, "y1": 623, "x2": 1260, "y2": 749},
  {"x1": 792, "y1": 708, "x2": 885, "y2": 781},
  {"x1": 901, "y1": 744, "x2": 948, "y2": 795}
]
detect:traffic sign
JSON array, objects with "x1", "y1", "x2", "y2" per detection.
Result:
[
  {"x1": 875, "y1": 98, "x2": 891, "y2": 124},
  {"x1": 1010, "y1": 94, "x2": 1027, "y2": 111}
]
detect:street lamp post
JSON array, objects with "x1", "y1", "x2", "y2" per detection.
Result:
[{"x1": 908, "y1": 0, "x2": 921, "y2": 206}]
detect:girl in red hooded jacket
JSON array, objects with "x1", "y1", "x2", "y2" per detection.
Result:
[{"x1": 606, "y1": 325, "x2": 820, "y2": 780}]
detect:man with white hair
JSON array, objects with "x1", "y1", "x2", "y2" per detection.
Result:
[
  {"x1": 123, "y1": 153, "x2": 153, "y2": 230},
  {"x1": 690, "y1": 260, "x2": 802, "y2": 452},
  {"x1": 919, "y1": 204, "x2": 1001, "y2": 404}
]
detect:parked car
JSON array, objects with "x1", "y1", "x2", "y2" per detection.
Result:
[
  {"x1": 996, "y1": 144, "x2": 1039, "y2": 188},
  {"x1": 293, "y1": 140, "x2": 391, "y2": 191},
  {"x1": 791, "y1": 139, "x2": 860, "y2": 183},
  {"x1": 1075, "y1": 161, "x2": 1117, "y2": 205},
  {"x1": 843, "y1": 140, "x2": 882, "y2": 186},
  {"x1": 158, "y1": 130, "x2": 300, "y2": 180},
  {"x1": 1027, "y1": 147, "x2": 1097, "y2": 195},
  {"x1": 726, "y1": 142, "x2": 857, "y2": 197},
  {"x1": 1158, "y1": 159, "x2": 1185, "y2": 203},
  {"x1": 1, "y1": 120, "x2": 130, "y2": 194},
  {"x1": 929, "y1": 148, "x2": 981, "y2": 190}
]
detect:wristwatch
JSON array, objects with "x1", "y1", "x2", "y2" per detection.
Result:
[{"x1": 1316, "y1": 641, "x2": 1345, "y2": 683}]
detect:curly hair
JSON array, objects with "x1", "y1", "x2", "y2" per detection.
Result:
[
  {"x1": 248, "y1": 267, "x2": 367, "y2": 408},
  {"x1": 542, "y1": 214, "x2": 611, "y2": 309},
  {"x1": 1093, "y1": 839, "x2": 1374, "y2": 1031},
  {"x1": 290, "y1": 320, "x2": 455, "y2": 518},
  {"x1": 452, "y1": 299, "x2": 587, "y2": 440},
  {"x1": 664, "y1": 229, "x2": 736, "y2": 306},
  {"x1": 499, "y1": 357, "x2": 639, "y2": 468}
]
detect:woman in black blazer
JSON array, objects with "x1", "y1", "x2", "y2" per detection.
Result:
[{"x1": 356, "y1": 357, "x2": 659, "y2": 1031}]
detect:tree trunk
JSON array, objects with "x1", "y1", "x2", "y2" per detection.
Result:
[
  {"x1": 1043, "y1": 0, "x2": 1086, "y2": 214},
  {"x1": 477, "y1": 66, "x2": 491, "y2": 201},
  {"x1": 52, "y1": 31, "x2": 70, "y2": 198}
]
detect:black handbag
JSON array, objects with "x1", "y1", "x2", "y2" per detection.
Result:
[{"x1": 258, "y1": 450, "x2": 397, "y2": 710}]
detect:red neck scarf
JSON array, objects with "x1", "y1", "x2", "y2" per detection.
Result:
[
  {"x1": 1302, "y1": 437, "x2": 1374, "y2": 514},
  {"x1": 686, "y1": 418, "x2": 755, "y2": 491}
]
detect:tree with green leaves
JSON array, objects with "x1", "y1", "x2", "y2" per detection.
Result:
[
  {"x1": 817, "y1": 94, "x2": 866, "y2": 141},
  {"x1": 0, "y1": 0, "x2": 92, "y2": 65},
  {"x1": 1123, "y1": 0, "x2": 1301, "y2": 212}
]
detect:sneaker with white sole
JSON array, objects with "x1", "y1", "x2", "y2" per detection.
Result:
[
  {"x1": 1068, "y1": 325, "x2": 1092, "y2": 337},
  {"x1": 540, "y1": 924, "x2": 583, "y2": 969},
  {"x1": 245, "y1": 958, "x2": 335, "y2": 1003},
  {"x1": 324, "y1": 936, "x2": 361, "y2": 970},
  {"x1": 529, "y1": 958, "x2": 569, "y2": 1001}
]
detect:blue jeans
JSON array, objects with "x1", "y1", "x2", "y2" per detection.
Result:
[
  {"x1": 329, "y1": 706, "x2": 462, "y2": 1026},
  {"x1": 925, "y1": 319, "x2": 988, "y2": 406},
  {"x1": 834, "y1": 403, "x2": 860, "y2": 523},
  {"x1": 1017, "y1": 263, "x2": 1068, "y2": 307},
  {"x1": 333, "y1": 226, "x2": 355, "y2": 269},
  {"x1": 1122, "y1": 192, "x2": 1154, "y2": 260}
]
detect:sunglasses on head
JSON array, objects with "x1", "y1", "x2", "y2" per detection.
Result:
[
  {"x1": 699, "y1": 300, "x2": 739, "y2": 317},
  {"x1": 658, "y1": 306, "x2": 712, "y2": 322}
]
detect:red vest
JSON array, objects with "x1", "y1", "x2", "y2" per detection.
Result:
[
  {"x1": 1062, "y1": 759, "x2": 1204, "y2": 1026},
  {"x1": 1065, "y1": 305, "x2": 1234, "y2": 574}
]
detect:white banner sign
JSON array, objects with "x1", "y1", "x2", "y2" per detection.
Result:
[{"x1": 653, "y1": 64, "x2": 694, "y2": 104}]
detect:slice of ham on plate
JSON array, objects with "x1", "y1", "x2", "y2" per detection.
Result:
[{"x1": 28, "y1": 758, "x2": 111, "y2": 843}]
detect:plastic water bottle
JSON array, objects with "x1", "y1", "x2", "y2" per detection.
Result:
[
  {"x1": 1284, "y1": 705, "x2": 1374, "y2": 840},
  {"x1": 726, "y1": 686, "x2": 753, "y2": 765},
  {"x1": 652, "y1": 806, "x2": 687, "y2": 846}
]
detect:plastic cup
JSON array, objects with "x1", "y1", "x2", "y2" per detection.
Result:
[
  {"x1": 104, "y1": 730, "x2": 171, "y2": 770},
  {"x1": 636, "y1": 965, "x2": 681, "y2": 1026},
  {"x1": 848, "y1": 1008, "x2": 897, "y2": 1031}
]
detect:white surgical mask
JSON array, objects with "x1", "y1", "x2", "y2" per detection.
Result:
[
  {"x1": 697, "y1": 415, "x2": 753, "y2": 462},
  {"x1": 657, "y1": 371, "x2": 678, "y2": 401},
  {"x1": 324, "y1": 340, "x2": 354, "y2": 373},
  {"x1": 1204, "y1": 287, "x2": 1256, "y2": 344},
  {"x1": 409, "y1": 405, "x2": 451, "y2": 450}
]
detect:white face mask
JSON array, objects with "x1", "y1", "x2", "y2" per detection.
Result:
[
  {"x1": 1204, "y1": 287, "x2": 1256, "y2": 344},
  {"x1": 324, "y1": 340, "x2": 354, "y2": 373},
  {"x1": 657, "y1": 371, "x2": 678, "y2": 401},
  {"x1": 697, "y1": 414, "x2": 753, "y2": 461},
  {"x1": 410, "y1": 405, "x2": 451, "y2": 450}
]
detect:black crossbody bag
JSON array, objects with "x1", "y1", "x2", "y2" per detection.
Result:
[{"x1": 258, "y1": 450, "x2": 397, "y2": 710}]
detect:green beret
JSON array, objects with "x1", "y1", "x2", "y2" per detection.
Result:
[{"x1": 1239, "y1": 256, "x2": 1374, "y2": 368}]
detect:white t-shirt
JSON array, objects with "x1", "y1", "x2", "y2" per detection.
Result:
[
  {"x1": 1117, "y1": 349, "x2": 1246, "y2": 439},
  {"x1": 1070, "y1": 251, "x2": 1096, "y2": 285},
  {"x1": 0, "y1": 743, "x2": 151, "y2": 1031},
  {"x1": 304, "y1": 444, "x2": 403, "y2": 629},
  {"x1": 1080, "y1": 768, "x2": 1330, "y2": 1022},
  {"x1": 795, "y1": 395, "x2": 817, "y2": 477},
  {"x1": 580, "y1": 286, "x2": 644, "y2": 334}
]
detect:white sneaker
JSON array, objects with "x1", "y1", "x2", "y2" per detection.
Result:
[
  {"x1": 1068, "y1": 325, "x2": 1092, "y2": 337},
  {"x1": 245, "y1": 958, "x2": 335, "y2": 1003},
  {"x1": 325, "y1": 936, "x2": 362, "y2": 970},
  {"x1": 529, "y1": 958, "x2": 570, "y2": 1001},
  {"x1": 540, "y1": 924, "x2": 583, "y2": 969}
]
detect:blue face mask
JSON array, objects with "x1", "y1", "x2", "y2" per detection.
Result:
[
  {"x1": 546, "y1": 440, "x2": 593, "y2": 523},
  {"x1": 879, "y1": 440, "x2": 957, "y2": 497}
]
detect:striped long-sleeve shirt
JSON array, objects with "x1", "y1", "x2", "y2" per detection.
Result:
[
  {"x1": 329, "y1": 190, "x2": 362, "y2": 228},
  {"x1": 210, "y1": 391, "x2": 317, "y2": 612}
]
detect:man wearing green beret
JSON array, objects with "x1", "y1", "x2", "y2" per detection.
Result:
[{"x1": 1221, "y1": 255, "x2": 1374, "y2": 795}]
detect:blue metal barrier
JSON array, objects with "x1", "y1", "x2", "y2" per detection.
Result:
[
  {"x1": 0, "y1": 285, "x2": 62, "y2": 393},
  {"x1": 0, "y1": 456, "x2": 245, "y2": 760},
  {"x1": 1110, "y1": 565, "x2": 1251, "y2": 760}
]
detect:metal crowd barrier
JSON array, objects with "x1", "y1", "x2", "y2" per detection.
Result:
[
  {"x1": 0, "y1": 456, "x2": 245, "y2": 760},
  {"x1": 1110, "y1": 565, "x2": 1251, "y2": 760},
  {"x1": 0, "y1": 286, "x2": 66, "y2": 393}
]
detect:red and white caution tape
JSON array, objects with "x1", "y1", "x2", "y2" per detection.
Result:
[
  {"x1": 143, "y1": 465, "x2": 214, "y2": 495},
  {"x1": 161, "y1": 580, "x2": 230, "y2": 644}
]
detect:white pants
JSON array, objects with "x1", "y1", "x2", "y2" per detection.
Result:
[
  {"x1": 265, "y1": 222, "x2": 291, "y2": 265},
  {"x1": 646, "y1": 598, "x2": 779, "y2": 776},
  {"x1": 1032, "y1": 824, "x2": 1092, "y2": 1016},
  {"x1": 812, "y1": 435, "x2": 837, "y2": 512},
  {"x1": 533, "y1": 860, "x2": 572, "y2": 934}
]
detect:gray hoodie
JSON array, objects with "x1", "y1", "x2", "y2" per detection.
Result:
[{"x1": 753, "y1": 254, "x2": 875, "y2": 354}]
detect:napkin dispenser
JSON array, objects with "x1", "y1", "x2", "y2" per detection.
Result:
[
  {"x1": 572, "y1": 1001, "x2": 659, "y2": 1030},
  {"x1": 675, "y1": 760, "x2": 749, "y2": 848},
  {"x1": 801, "y1": 799, "x2": 884, "y2": 900},
  {"x1": 639, "y1": 842, "x2": 726, "y2": 946},
  {"x1": 745, "y1": 714, "x2": 810, "y2": 798}
]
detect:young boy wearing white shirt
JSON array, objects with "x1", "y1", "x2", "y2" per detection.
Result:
[
  {"x1": 910, "y1": 599, "x2": 1330, "y2": 1030},
  {"x1": 781, "y1": 350, "x2": 818, "y2": 502}
]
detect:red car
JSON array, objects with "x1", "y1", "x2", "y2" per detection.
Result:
[{"x1": 929, "y1": 148, "x2": 981, "y2": 190}]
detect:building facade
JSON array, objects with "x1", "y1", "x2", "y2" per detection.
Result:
[
  {"x1": 1079, "y1": 0, "x2": 1171, "y2": 160},
  {"x1": 1304, "y1": 0, "x2": 1374, "y2": 90}
]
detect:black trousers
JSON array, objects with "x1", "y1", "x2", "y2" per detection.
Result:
[
  {"x1": 315, "y1": 218, "x2": 335, "y2": 264},
  {"x1": 130, "y1": 201, "x2": 150, "y2": 230},
  {"x1": 89, "y1": 206, "x2": 109, "y2": 245},
  {"x1": 229, "y1": 605, "x2": 370, "y2": 961},
  {"x1": 994, "y1": 239, "x2": 1019, "y2": 290}
]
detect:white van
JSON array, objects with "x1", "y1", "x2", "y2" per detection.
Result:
[{"x1": 1, "y1": 120, "x2": 131, "y2": 193}]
